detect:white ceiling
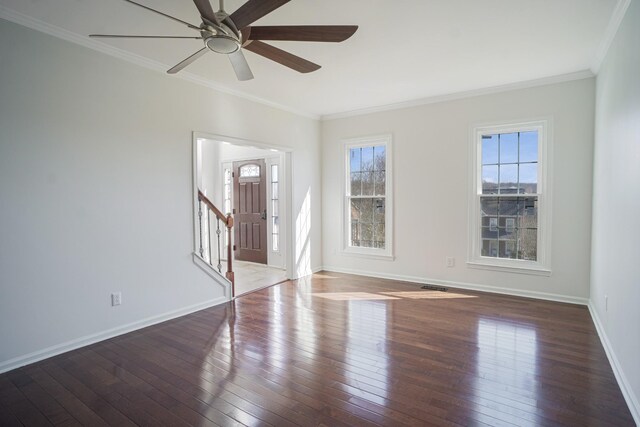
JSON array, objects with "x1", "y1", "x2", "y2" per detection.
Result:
[{"x1": 0, "y1": 0, "x2": 620, "y2": 117}]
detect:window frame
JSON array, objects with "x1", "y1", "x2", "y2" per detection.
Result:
[
  {"x1": 270, "y1": 163, "x2": 280, "y2": 254},
  {"x1": 342, "y1": 134, "x2": 394, "y2": 259},
  {"x1": 468, "y1": 119, "x2": 552, "y2": 275}
]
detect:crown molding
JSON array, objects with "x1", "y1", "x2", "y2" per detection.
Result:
[
  {"x1": 322, "y1": 70, "x2": 595, "y2": 121},
  {"x1": 0, "y1": 6, "x2": 320, "y2": 121},
  {"x1": 591, "y1": 0, "x2": 631, "y2": 74}
]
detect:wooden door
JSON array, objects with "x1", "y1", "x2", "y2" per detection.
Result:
[{"x1": 233, "y1": 159, "x2": 268, "y2": 264}]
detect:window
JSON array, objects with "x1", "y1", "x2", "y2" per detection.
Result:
[
  {"x1": 223, "y1": 167, "x2": 232, "y2": 215},
  {"x1": 271, "y1": 164, "x2": 279, "y2": 252},
  {"x1": 469, "y1": 120, "x2": 551, "y2": 274},
  {"x1": 240, "y1": 164, "x2": 260, "y2": 177},
  {"x1": 222, "y1": 166, "x2": 232, "y2": 248},
  {"x1": 344, "y1": 135, "x2": 393, "y2": 258}
]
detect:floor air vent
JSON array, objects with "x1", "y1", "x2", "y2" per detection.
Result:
[{"x1": 421, "y1": 284, "x2": 448, "y2": 292}]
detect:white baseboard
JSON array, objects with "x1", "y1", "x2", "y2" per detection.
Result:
[
  {"x1": 588, "y1": 302, "x2": 640, "y2": 425},
  {"x1": 0, "y1": 296, "x2": 227, "y2": 374},
  {"x1": 319, "y1": 266, "x2": 589, "y2": 305}
]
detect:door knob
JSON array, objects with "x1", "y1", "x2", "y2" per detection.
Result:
[{"x1": 261, "y1": 209, "x2": 267, "y2": 220}]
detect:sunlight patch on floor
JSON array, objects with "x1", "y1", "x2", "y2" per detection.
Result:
[{"x1": 312, "y1": 290, "x2": 478, "y2": 301}]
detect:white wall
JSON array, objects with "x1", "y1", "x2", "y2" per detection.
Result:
[
  {"x1": 199, "y1": 138, "x2": 220, "y2": 205},
  {"x1": 591, "y1": 0, "x2": 640, "y2": 421},
  {"x1": 322, "y1": 78, "x2": 595, "y2": 301},
  {"x1": 0, "y1": 18, "x2": 321, "y2": 370}
]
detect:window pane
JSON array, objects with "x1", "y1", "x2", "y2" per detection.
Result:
[
  {"x1": 374, "y1": 146, "x2": 386, "y2": 172},
  {"x1": 500, "y1": 239, "x2": 518, "y2": 259},
  {"x1": 482, "y1": 135, "x2": 499, "y2": 165},
  {"x1": 481, "y1": 197, "x2": 499, "y2": 221},
  {"x1": 271, "y1": 164, "x2": 279, "y2": 182},
  {"x1": 482, "y1": 239, "x2": 499, "y2": 257},
  {"x1": 272, "y1": 233, "x2": 279, "y2": 252},
  {"x1": 361, "y1": 146, "x2": 374, "y2": 171},
  {"x1": 272, "y1": 216, "x2": 279, "y2": 234},
  {"x1": 224, "y1": 168, "x2": 231, "y2": 184},
  {"x1": 499, "y1": 133, "x2": 518, "y2": 163},
  {"x1": 499, "y1": 164, "x2": 518, "y2": 193},
  {"x1": 519, "y1": 228, "x2": 537, "y2": 261},
  {"x1": 361, "y1": 171, "x2": 375, "y2": 196},
  {"x1": 519, "y1": 131, "x2": 538, "y2": 163},
  {"x1": 350, "y1": 172, "x2": 362, "y2": 196},
  {"x1": 482, "y1": 165, "x2": 499, "y2": 194},
  {"x1": 350, "y1": 148, "x2": 361, "y2": 172},
  {"x1": 240, "y1": 164, "x2": 260, "y2": 177},
  {"x1": 517, "y1": 196, "x2": 537, "y2": 222},
  {"x1": 351, "y1": 198, "x2": 373, "y2": 223},
  {"x1": 373, "y1": 223, "x2": 385, "y2": 248},
  {"x1": 519, "y1": 163, "x2": 538, "y2": 193},
  {"x1": 498, "y1": 196, "x2": 519, "y2": 218},
  {"x1": 272, "y1": 199, "x2": 278, "y2": 217},
  {"x1": 360, "y1": 223, "x2": 374, "y2": 247},
  {"x1": 373, "y1": 198, "x2": 385, "y2": 224},
  {"x1": 350, "y1": 197, "x2": 385, "y2": 249},
  {"x1": 374, "y1": 171, "x2": 386, "y2": 196},
  {"x1": 271, "y1": 182, "x2": 279, "y2": 200},
  {"x1": 351, "y1": 220, "x2": 360, "y2": 246},
  {"x1": 499, "y1": 225, "x2": 517, "y2": 241}
]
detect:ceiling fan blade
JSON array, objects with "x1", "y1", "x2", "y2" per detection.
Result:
[
  {"x1": 243, "y1": 41, "x2": 320, "y2": 73},
  {"x1": 167, "y1": 47, "x2": 209, "y2": 74},
  {"x1": 123, "y1": 0, "x2": 200, "y2": 30},
  {"x1": 248, "y1": 25, "x2": 358, "y2": 42},
  {"x1": 228, "y1": 50, "x2": 254, "y2": 81},
  {"x1": 230, "y1": 0, "x2": 290, "y2": 30},
  {"x1": 90, "y1": 34, "x2": 201, "y2": 39},
  {"x1": 192, "y1": 0, "x2": 220, "y2": 26}
]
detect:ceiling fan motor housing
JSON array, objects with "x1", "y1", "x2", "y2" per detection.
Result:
[{"x1": 202, "y1": 22, "x2": 241, "y2": 54}]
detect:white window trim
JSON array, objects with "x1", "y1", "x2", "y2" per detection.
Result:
[
  {"x1": 467, "y1": 119, "x2": 553, "y2": 276},
  {"x1": 266, "y1": 158, "x2": 281, "y2": 255},
  {"x1": 342, "y1": 134, "x2": 394, "y2": 260}
]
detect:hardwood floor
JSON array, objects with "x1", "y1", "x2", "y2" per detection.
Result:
[{"x1": 0, "y1": 272, "x2": 634, "y2": 426}]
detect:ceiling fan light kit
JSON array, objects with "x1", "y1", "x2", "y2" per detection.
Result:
[{"x1": 89, "y1": 0, "x2": 358, "y2": 81}]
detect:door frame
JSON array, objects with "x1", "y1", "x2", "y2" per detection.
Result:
[
  {"x1": 192, "y1": 132, "x2": 293, "y2": 281},
  {"x1": 221, "y1": 155, "x2": 285, "y2": 269}
]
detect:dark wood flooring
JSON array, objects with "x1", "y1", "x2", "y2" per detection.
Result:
[{"x1": 0, "y1": 272, "x2": 634, "y2": 426}]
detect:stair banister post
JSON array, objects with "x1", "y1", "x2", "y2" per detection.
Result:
[{"x1": 225, "y1": 213, "x2": 235, "y2": 297}]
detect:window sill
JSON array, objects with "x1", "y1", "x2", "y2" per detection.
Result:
[
  {"x1": 467, "y1": 260, "x2": 551, "y2": 276},
  {"x1": 341, "y1": 248, "x2": 395, "y2": 261}
]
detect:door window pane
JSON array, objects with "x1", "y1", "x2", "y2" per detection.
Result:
[{"x1": 240, "y1": 164, "x2": 260, "y2": 177}]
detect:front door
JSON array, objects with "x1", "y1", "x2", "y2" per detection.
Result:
[{"x1": 233, "y1": 159, "x2": 268, "y2": 264}]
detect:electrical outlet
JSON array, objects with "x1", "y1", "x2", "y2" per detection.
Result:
[
  {"x1": 605, "y1": 295, "x2": 608, "y2": 312},
  {"x1": 111, "y1": 292, "x2": 122, "y2": 307},
  {"x1": 446, "y1": 257, "x2": 455, "y2": 268}
]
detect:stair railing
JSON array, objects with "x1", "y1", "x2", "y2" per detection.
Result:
[{"x1": 197, "y1": 189, "x2": 235, "y2": 297}]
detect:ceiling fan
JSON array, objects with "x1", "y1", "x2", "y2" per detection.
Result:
[{"x1": 90, "y1": 0, "x2": 358, "y2": 81}]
